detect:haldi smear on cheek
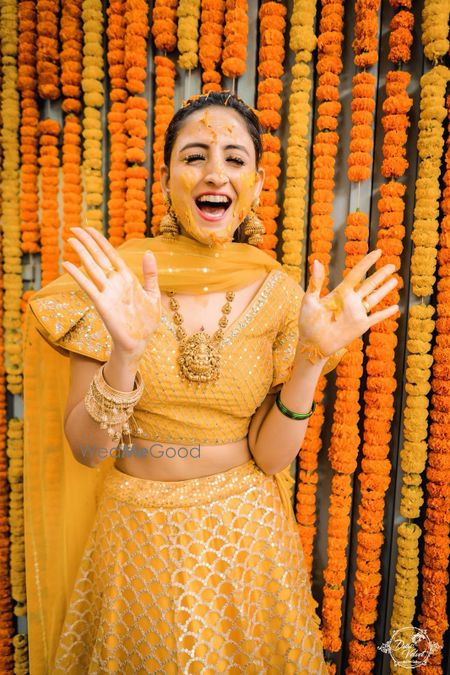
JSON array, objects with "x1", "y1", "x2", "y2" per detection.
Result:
[{"x1": 234, "y1": 170, "x2": 257, "y2": 222}]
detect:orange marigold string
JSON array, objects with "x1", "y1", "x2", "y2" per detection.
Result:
[
  {"x1": 255, "y1": 0, "x2": 287, "y2": 258},
  {"x1": 295, "y1": 1, "x2": 346, "y2": 595},
  {"x1": 416, "y1": 93, "x2": 450, "y2": 674},
  {"x1": 352, "y1": 0, "x2": 381, "y2": 68},
  {"x1": 150, "y1": 55, "x2": 176, "y2": 235},
  {"x1": 38, "y1": 120, "x2": 61, "y2": 287},
  {"x1": 61, "y1": 0, "x2": 83, "y2": 264},
  {"x1": 221, "y1": 0, "x2": 248, "y2": 79},
  {"x1": 18, "y1": 0, "x2": 40, "y2": 255},
  {"x1": 106, "y1": 0, "x2": 127, "y2": 246},
  {"x1": 151, "y1": 0, "x2": 177, "y2": 52},
  {"x1": 124, "y1": 0, "x2": 149, "y2": 240},
  {"x1": 36, "y1": 0, "x2": 60, "y2": 100},
  {"x1": 199, "y1": 0, "x2": 225, "y2": 94}
]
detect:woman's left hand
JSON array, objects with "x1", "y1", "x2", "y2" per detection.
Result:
[{"x1": 298, "y1": 249, "x2": 399, "y2": 358}]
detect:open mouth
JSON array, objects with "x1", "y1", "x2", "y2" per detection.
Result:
[{"x1": 195, "y1": 195, "x2": 232, "y2": 220}]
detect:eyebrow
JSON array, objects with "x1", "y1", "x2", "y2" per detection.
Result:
[{"x1": 179, "y1": 142, "x2": 250, "y2": 156}]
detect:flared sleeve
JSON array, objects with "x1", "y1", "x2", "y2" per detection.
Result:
[
  {"x1": 270, "y1": 274, "x2": 346, "y2": 394},
  {"x1": 28, "y1": 288, "x2": 112, "y2": 362}
]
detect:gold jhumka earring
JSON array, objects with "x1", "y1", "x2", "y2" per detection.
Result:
[
  {"x1": 159, "y1": 195, "x2": 180, "y2": 238},
  {"x1": 243, "y1": 199, "x2": 265, "y2": 246}
]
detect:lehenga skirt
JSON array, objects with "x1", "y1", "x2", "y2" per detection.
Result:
[{"x1": 52, "y1": 458, "x2": 328, "y2": 674}]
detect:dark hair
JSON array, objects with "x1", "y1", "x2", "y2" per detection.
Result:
[{"x1": 163, "y1": 91, "x2": 263, "y2": 169}]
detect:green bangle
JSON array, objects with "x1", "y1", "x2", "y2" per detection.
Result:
[{"x1": 275, "y1": 392, "x2": 316, "y2": 420}]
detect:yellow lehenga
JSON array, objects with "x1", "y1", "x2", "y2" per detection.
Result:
[{"x1": 24, "y1": 235, "x2": 342, "y2": 674}]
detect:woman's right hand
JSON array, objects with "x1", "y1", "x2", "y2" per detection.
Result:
[{"x1": 62, "y1": 226, "x2": 161, "y2": 360}]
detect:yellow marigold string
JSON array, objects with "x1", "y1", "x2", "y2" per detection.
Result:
[
  {"x1": 13, "y1": 633, "x2": 29, "y2": 674},
  {"x1": 410, "y1": 65, "x2": 449, "y2": 297},
  {"x1": 7, "y1": 419, "x2": 26, "y2": 619},
  {"x1": 199, "y1": 0, "x2": 225, "y2": 94},
  {"x1": 61, "y1": 0, "x2": 83, "y2": 264},
  {"x1": 81, "y1": 0, "x2": 105, "y2": 230},
  {"x1": 124, "y1": 0, "x2": 149, "y2": 240},
  {"x1": 296, "y1": 0, "x2": 345, "y2": 582},
  {"x1": 36, "y1": 0, "x2": 60, "y2": 100},
  {"x1": 177, "y1": 0, "x2": 201, "y2": 71},
  {"x1": 281, "y1": 0, "x2": 317, "y2": 281},
  {"x1": 416, "y1": 95, "x2": 450, "y2": 672},
  {"x1": 255, "y1": 0, "x2": 287, "y2": 258},
  {"x1": 1, "y1": 0, "x2": 24, "y2": 396},
  {"x1": 18, "y1": 0, "x2": 40, "y2": 255},
  {"x1": 221, "y1": 0, "x2": 248, "y2": 79},
  {"x1": 106, "y1": 0, "x2": 127, "y2": 246},
  {"x1": 421, "y1": 0, "x2": 449, "y2": 61}
]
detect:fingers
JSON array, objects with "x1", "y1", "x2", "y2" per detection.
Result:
[
  {"x1": 344, "y1": 248, "x2": 382, "y2": 289},
  {"x1": 306, "y1": 259, "x2": 325, "y2": 297},
  {"x1": 362, "y1": 276, "x2": 398, "y2": 311},
  {"x1": 367, "y1": 303, "x2": 399, "y2": 328},
  {"x1": 84, "y1": 226, "x2": 128, "y2": 273},
  {"x1": 67, "y1": 236, "x2": 111, "y2": 290},
  {"x1": 70, "y1": 227, "x2": 114, "y2": 272},
  {"x1": 61, "y1": 260, "x2": 101, "y2": 303},
  {"x1": 142, "y1": 251, "x2": 159, "y2": 295},
  {"x1": 357, "y1": 263, "x2": 396, "y2": 298}
]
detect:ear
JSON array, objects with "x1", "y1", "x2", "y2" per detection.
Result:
[
  {"x1": 253, "y1": 166, "x2": 265, "y2": 203},
  {"x1": 160, "y1": 164, "x2": 170, "y2": 198}
]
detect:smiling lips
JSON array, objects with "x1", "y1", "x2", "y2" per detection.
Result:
[{"x1": 195, "y1": 192, "x2": 232, "y2": 221}]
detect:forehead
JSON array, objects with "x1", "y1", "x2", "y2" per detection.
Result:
[{"x1": 173, "y1": 106, "x2": 253, "y2": 150}]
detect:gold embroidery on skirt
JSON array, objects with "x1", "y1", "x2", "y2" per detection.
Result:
[{"x1": 53, "y1": 460, "x2": 328, "y2": 674}]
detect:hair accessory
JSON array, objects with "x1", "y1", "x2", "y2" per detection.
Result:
[
  {"x1": 243, "y1": 200, "x2": 264, "y2": 246},
  {"x1": 159, "y1": 195, "x2": 180, "y2": 238},
  {"x1": 84, "y1": 365, "x2": 148, "y2": 450},
  {"x1": 167, "y1": 290, "x2": 236, "y2": 382},
  {"x1": 275, "y1": 392, "x2": 316, "y2": 420}
]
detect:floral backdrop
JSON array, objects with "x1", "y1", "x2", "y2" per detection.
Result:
[{"x1": 0, "y1": 0, "x2": 449, "y2": 672}]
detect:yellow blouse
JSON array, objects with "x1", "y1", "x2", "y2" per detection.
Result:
[{"x1": 30, "y1": 268, "x2": 305, "y2": 445}]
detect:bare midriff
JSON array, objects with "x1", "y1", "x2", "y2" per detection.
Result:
[{"x1": 114, "y1": 436, "x2": 252, "y2": 481}]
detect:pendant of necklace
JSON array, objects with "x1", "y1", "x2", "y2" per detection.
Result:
[{"x1": 167, "y1": 291, "x2": 236, "y2": 382}]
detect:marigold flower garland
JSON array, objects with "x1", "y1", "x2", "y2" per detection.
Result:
[
  {"x1": 150, "y1": 54, "x2": 176, "y2": 235},
  {"x1": 296, "y1": 0, "x2": 345, "y2": 577},
  {"x1": 410, "y1": 65, "x2": 450, "y2": 297},
  {"x1": 150, "y1": 0, "x2": 177, "y2": 236},
  {"x1": 124, "y1": 0, "x2": 149, "y2": 240},
  {"x1": 36, "y1": 0, "x2": 60, "y2": 100},
  {"x1": 281, "y1": 0, "x2": 317, "y2": 281},
  {"x1": 221, "y1": 0, "x2": 248, "y2": 79},
  {"x1": 0, "y1": 170, "x2": 13, "y2": 668},
  {"x1": 81, "y1": 0, "x2": 104, "y2": 231},
  {"x1": 255, "y1": 0, "x2": 287, "y2": 258},
  {"x1": 177, "y1": 0, "x2": 200, "y2": 71},
  {"x1": 421, "y1": 0, "x2": 449, "y2": 61},
  {"x1": 7, "y1": 419, "x2": 26, "y2": 620},
  {"x1": 1, "y1": 0, "x2": 24, "y2": 396},
  {"x1": 18, "y1": 0, "x2": 40, "y2": 255},
  {"x1": 61, "y1": 0, "x2": 83, "y2": 264},
  {"x1": 352, "y1": 0, "x2": 380, "y2": 67},
  {"x1": 38, "y1": 120, "x2": 61, "y2": 286},
  {"x1": 106, "y1": 0, "x2": 127, "y2": 246},
  {"x1": 416, "y1": 96, "x2": 450, "y2": 672},
  {"x1": 199, "y1": 0, "x2": 225, "y2": 94}
]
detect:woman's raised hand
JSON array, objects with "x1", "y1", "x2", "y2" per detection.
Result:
[
  {"x1": 62, "y1": 227, "x2": 161, "y2": 358},
  {"x1": 298, "y1": 249, "x2": 399, "y2": 358}
]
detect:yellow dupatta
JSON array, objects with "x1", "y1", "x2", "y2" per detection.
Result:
[{"x1": 23, "y1": 234, "x2": 340, "y2": 672}]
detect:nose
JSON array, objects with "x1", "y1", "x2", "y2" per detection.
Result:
[{"x1": 204, "y1": 160, "x2": 229, "y2": 186}]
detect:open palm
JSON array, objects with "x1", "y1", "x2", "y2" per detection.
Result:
[{"x1": 298, "y1": 250, "x2": 399, "y2": 358}]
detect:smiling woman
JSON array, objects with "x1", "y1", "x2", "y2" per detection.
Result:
[{"x1": 24, "y1": 91, "x2": 399, "y2": 673}]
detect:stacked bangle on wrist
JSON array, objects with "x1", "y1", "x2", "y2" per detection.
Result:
[
  {"x1": 275, "y1": 391, "x2": 316, "y2": 420},
  {"x1": 84, "y1": 364, "x2": 147, "y2": 449}
]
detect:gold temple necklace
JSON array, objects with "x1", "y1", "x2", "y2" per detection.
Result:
[{"x1": 167, "y1": 290, "x2": 236, "y2": 382}]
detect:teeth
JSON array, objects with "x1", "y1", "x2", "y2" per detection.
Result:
[{"x1": 197, "y1": 195, "x2": 230, "y2": 204}]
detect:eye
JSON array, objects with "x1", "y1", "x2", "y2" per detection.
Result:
[
  {"x1": 184, "y1": 153, "x2": 205, "y2": 163},
  {"x1": 227, "y1": 156, "x2": 245, "y2": 166}
]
